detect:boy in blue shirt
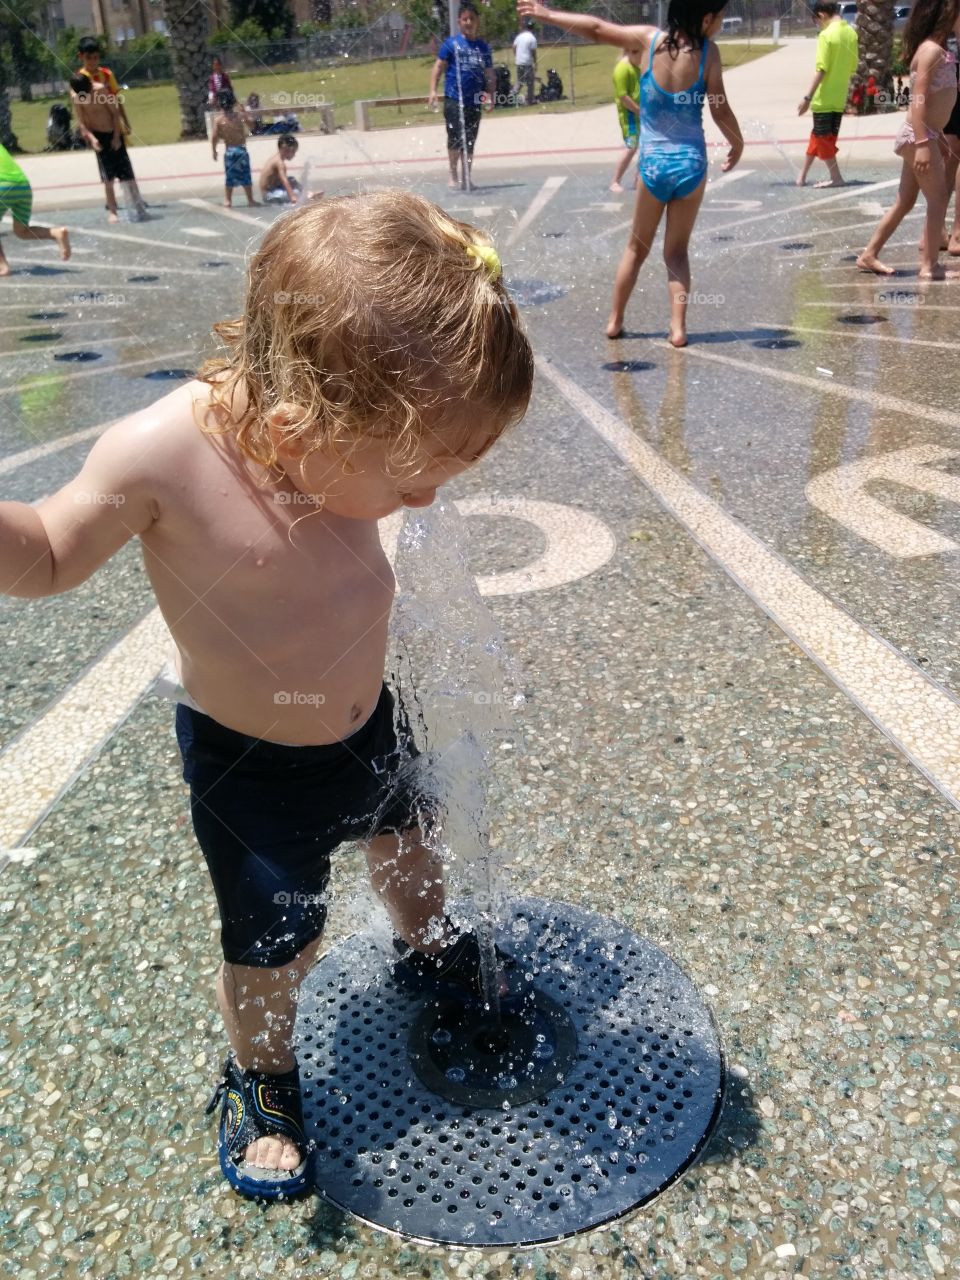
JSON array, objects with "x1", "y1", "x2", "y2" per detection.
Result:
[{"x1": 428, "y1": 3, "x2": 495, "y2": 188}]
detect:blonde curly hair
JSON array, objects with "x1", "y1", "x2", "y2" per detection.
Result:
[{"x1": 197, "y1": 190, "x2": 534, "y2": 473}]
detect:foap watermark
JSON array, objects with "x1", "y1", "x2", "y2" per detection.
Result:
[
  {"x1": 678, "y1": 290, "x2": 725, "y2": 306},
  {"x1": 74, "y1": 490, "x2": 125, "y2": 506},
  {"x1": 273, "y1": 890, "x2": 324, "y2": 906},
  {"x1": 274, "y1": 490, "x2": 324, "y2": 506},
  {"x1": 274, "y1": 690, "x2": 326, "y2": 706},
  {"x1": 674, "y1": 91, "x2": 727, "y2": 108},
  {"x1": 70, "y1": 291, "x2": 126, "y2": 307},
  {"x1": 472, "y1": 90, "x2": 520, "y2": 108},
  {"x1": 876, "y1": 289, "x2": 924, "y2": 306},
  {"x1": 274, "y1": 290, "x2": 325, "y2": 306},
  {"x1": 271, "y1": 91, "x2": 328, "y2": 108}
]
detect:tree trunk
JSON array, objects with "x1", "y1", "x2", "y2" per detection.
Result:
[
  {"x1": 162, "y1": 0, "x2": 210, "y2": 139},
  {"x1": 856, "y1": 0, "x2": 895, "y2": 101},
  {"x1": 0, "y1": 54, "x2": 20, "y2": 152},
  {"x1": 312, "y1": 0, "x2": 332, "y2": 22},
  {"x1": 8, "y1": 25, "x2": 33, "y2": 103}
]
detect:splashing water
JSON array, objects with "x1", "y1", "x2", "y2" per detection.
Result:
[
  {"x1": 742, "y1": 118, "x2": 797, "y2": 180},
  {"x1": 385, "y1": 498, "x2": 525, "y2": 1012}
]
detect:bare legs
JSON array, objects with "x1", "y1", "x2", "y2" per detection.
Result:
[
  {"x1": 606, "y1": 183, "x2": 665, "y2": 338},
  {"x1": 663, "y1": 180, "x2": 707, "y2": 348},
  {"x1": 224, "y1": 185, "x2": 259, "y2": 208},
  {"x1": 447, "y1": 146, "x2": 472, "y2": 190},
  {"x1": 606, "y1": 177, "x2": 706, "y2": 345},
  {"x1": 942, "y1": 132, "x2": 960, "y2": 254},
  {"x1": 858, "y1": 146, "x2": 949, "y2": 277},
  {"x1": 0, "y1": 219, "x2": 71, "y2": 275},
  {"x1": 222, "y1": 828, "x2": 449, "y2": 1172},
  {"x1": 796, "y1": 151, "x2": 844, "y2": 188},
  {"x1": 610, "y1": 145, "x2": 638, "y2": 194}
]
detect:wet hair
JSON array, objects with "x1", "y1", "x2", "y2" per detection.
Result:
[
  {"x1": 811, "y1": 2, "x2": 840, "y2": 16},
  {"x1": 664, "y1": 0, "x2": 727, "y2": 54},
  {"x1": 198, "y1": 190, "x2": 534, "y2": 474},
  {"x1": 217, "y1": 88, "x2": 236, "y2": 111},
  {"x1": 278, "y1": 132, "x2": 298, "y2": 149},
  {"x1": 77, "y1": 36, "x2": 101, "y2": 55},
  {"x1": 902, "y1": 0, "x2": 960, "y2": 62},
  {"x1": 69, "y1": 72, "x2": 92, "y2": 97}
]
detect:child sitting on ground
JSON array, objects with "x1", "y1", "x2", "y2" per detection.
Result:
[
  {"x1": 0, "y1": 191, "x2": 533, "y2": 1200},
  {"x1": 259, "y1": 133, "x2": 323, "y2": 204},
  {"x1": 0, "y1": 142, "x2": 70, "y2": 275},
  {"x1": 211, "y1": 89, "x2": 258, "y2": 209},
  {"x1": 519, "y1": 0, "x2": 742, "y2": 346},
  {"x1": 857, "y1": 0, "x2": 960, "y2": 278}
]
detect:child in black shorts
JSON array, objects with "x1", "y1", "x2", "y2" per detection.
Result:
[{"x1": 69, "y1": 72, "x2": 147, "y2": 222}]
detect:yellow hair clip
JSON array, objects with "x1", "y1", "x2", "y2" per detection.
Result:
[{"x1": 465, "y1": 241, "x2": 502, "y2": 282}]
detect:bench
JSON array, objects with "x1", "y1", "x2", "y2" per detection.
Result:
[
  {"x1": 204, "y1": 101, "x2": 336, "y2": 139},
  {"x1": 354, "y1": 95, "x2": 431, "y2": 132}
]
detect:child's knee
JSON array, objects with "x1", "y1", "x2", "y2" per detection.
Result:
[{"x1": 11, "y1": 221, "x2": 30, "y2": 239}]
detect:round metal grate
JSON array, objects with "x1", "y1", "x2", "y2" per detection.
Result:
[{"x1": 297, "y1": 897, "x2": 725, "y2": 1247}]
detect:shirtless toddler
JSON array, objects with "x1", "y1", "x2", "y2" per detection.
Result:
[
  {"x1": 211, "y1": 90, "x2": 258, "y2": 208},
  {"x1": 0, "y1": 191, "x2": 533, "y2": 1199}
]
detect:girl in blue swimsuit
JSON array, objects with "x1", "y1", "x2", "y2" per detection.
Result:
[{"x1": 518, "y1": 0, "x2": 742, "y2": 346}]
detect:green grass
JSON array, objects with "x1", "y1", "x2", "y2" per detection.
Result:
[{"x1": 11, "y1": 41, "x2": 774, "y2": 153}]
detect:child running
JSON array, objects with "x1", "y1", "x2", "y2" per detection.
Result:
[
  {"x1": 519, "y1": 0, "x2": 742, "y2": 346},
  {"x1": 0, "y1": 192, "x2": 532, "y2": 1201},
  {"x1": 857, "y1": 0, "x2": 960, "y2": 278},
  {"x1": 0, "y1": 143, "x2": 70, "y2": 275},
  {"x1": 211, "y1": 89, "x2": 258, "y2": 208}
]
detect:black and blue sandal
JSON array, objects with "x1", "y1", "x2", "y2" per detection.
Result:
[
  {"x1": 393, "y1": 922, "x2": 526, "y2": 1006},
  {"x1": 205, "y1": 1054, "x2": 313, "y2": 1200}
]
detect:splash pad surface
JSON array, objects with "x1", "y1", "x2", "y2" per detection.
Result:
[{"x1": 300, "y1": 898, "x2": 724, "y2": 1246}]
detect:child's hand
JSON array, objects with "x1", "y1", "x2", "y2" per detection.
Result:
[
  {"x1": 518, "y1": 0, "x2": 547, "y2": 19},
  {"x1": 89, "y1": 135, "x2": 102, "y2": 152},
  {"x1": 913, "y1": 142, "x2": 931, "y2": 176},
  {"x1": 111, "y1": 134, "x2": 121, "y2": 150},
  {"x1": 722, "y1": 143, "x2": 742, "y2": 173}
]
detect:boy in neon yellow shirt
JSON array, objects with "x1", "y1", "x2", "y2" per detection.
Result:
[
  {"x1": 796, "y1": 1, "x2": 859, "y2": 188},
  {"x1": 0, "y1": 144, "x2": 70, "y2": 277},
  {"x1": 610, "y1": 49, "x2": 642, "y2": 193}
]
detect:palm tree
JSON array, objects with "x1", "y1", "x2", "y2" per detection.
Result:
[
  {"x1": 0, "y1": 54, "x2": 20, "y2": 153},
  {"x1": 162, "y1": 0, "x2": 211, "y2": 139},
  {"x1": 856, "y1": 0, "x2": 895, "y2": 100}
]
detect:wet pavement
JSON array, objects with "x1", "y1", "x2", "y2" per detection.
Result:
[{"x1": 1, "y1": 157, "x2": 959, "y2": 1279}]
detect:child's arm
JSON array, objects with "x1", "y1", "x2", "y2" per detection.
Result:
[
  {"x1": 71, "y1": 95, "x2": 101, "y2": 150},
  {"x1": 0, "y1": 424, "x2": 157, "y2": 598},
  {"x1": 705, "y1": 45, "x2": 743, "y2": 172},
  {"x1": 908, "y1": 45, "x2": 940, "y2": 175},
  {"x1": 211, "y1": 115, "x2": 221, "y2": 160},
  {"x1": 517, "y1": 1, "x2": 653, "y2": 51}
]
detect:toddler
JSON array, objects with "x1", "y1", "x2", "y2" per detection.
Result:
[{"x1": 0, "y1": 191, "x2": 533, "y2": 1200}]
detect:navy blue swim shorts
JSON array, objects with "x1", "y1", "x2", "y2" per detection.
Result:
[{"x1": 175, "y1": 683, "x2": 425, "y2": 967}]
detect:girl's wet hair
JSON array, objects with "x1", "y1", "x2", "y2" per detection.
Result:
[
  {"x1": 198, "y1": 190, "x2": 534, "y2": 473},
  {"x1": 902, "y1": 0, "x2": 959, "y2": 62},
  {"x1": 664, "y1": 0, "x2": 727, "y2": 54}
]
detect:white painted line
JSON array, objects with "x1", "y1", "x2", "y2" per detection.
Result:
[
  {"x1": 679, "y1": 345, "x2": 959, "y2": 429},
  {"x1": 708, "y1": 169, "x2": 755, "y2": 189},
  {"x1": 65, "y1": 223, "x2": 245, "y2": 260},
  {"x1": 540, "y1": 358, "x2": 960, "y2": 811},
  {"x1": 752, "y1": 319, "x2": 960, "y2": 352},
  {"x1": 0, "y1": 608, "x2": 171, "y2": 849},
  {"x1": 0, "y1": 319, "x2": 126, "y2": 335},
  {"x1": 0, "y1": 420, "x2": 115, "y2": 478},
  {"x1": 179, "y1": 197, "x2": 266, "y2": 227},
  {"x1": 183, "y1": 226, "x2": 222, "y2": 238},
  {"x1": 1, "y1": 348, "x2": 196, "y2": 397},
  {"x1": 731, "y1": 213, "x2": 921, "y2": 253},
  {"x1": 456, "y1": 496, "x2": 616, "y2": 595},
  {"x1": 505, "y1": 175, "x2": 567, "y2": 249},
  {"x1": 802, "y1": 299, "x2": 960, "y2": 312},
  {"x1": 806, "y1": 445, "x2": 960, "y2": 558},
  {"x1": 0, "y1": 281, "x2": 170, "y2": 292},
  {"x1": 707, "y1": 178, "x2": 900, "y2": 236}
]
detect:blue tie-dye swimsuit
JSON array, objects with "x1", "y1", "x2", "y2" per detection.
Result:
[{"x1": 638, "y1": 32, "x2": 710, "y2": 202}]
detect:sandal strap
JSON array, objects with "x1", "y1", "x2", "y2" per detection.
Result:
[{"x1": 209, "y1": 1055, "x2": 307, "y2": 1163}]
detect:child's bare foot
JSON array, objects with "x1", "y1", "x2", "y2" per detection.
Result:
[
  {"x1": 107, "y1": 210, "x2": 120, "y2": 224},
  {"x1": 813, "y1": 179, "x2": 846, "y2": 188},
  {"x1": 948, "y1": 235, "x2": 960, "y2": 256},
  {"x1": 223, "y1": 201, "x2": 233, "y2": 208},
  {"x1": 856, "y1": 252, "x2": 895, "y2": 275},
  {"x1": 52, "y1": 227, "x2": 71, "y2": 261},
  {"x1": 668, "y1": 329, "x2": 688, "y2": 348},
  {"x1": 918, "y1": 263, "x2": 949, "y2": 280},
  {"x1": 0, "y1": 259, "x2": 11, "y2": 277},
  {"x1": 448, "y1": 179, "x2": 460, "y2": 190},
  {"x1": 609, "y1": 181, "x2": 625, "y2": 193},
  {"x1": 243, "y1": 1134, "x2": 304, "y2": 1172},
  {"x1": 795, "y1": 176, "x2": 807, "y2": 187},
  {"x1": 246, "y1": 199, "x2": 260, "y2": 207},
  {"x1": 605, "y1": 315, "x2": 625, "y2": 338}
]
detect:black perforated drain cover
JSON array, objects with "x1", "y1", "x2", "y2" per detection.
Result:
[{"x1": 297, "y1": 897, "x2": 725, "y2": 1246}]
